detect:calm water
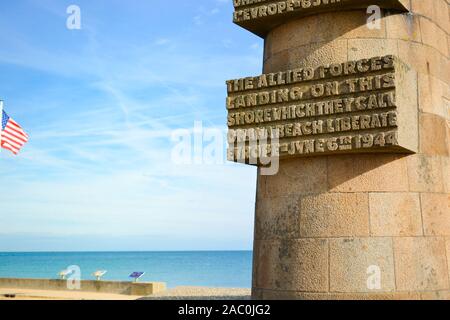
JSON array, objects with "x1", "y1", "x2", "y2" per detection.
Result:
[{"x1": 0, "y1": 251, "x2": 252, "y2": 288}]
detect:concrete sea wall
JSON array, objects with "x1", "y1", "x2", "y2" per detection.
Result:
[{"x1": 0, "y1": 278, "x2": 166, "y2": 296}]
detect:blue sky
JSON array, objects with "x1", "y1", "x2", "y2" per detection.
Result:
[{"x1": 0, "y1": 0, "x2": 263, "y2": 251}]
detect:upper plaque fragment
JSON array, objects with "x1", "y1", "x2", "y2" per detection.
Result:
[{"x1": 233, "y1": 0, "x2": 409, "y2": 37}]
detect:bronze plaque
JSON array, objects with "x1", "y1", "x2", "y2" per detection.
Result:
[
  {"x1": 226, "y1": 55, "x2": 418, "y2": 164},
  {"x1": 233, "y1": 0, "x2": 409, "y2": 37}
]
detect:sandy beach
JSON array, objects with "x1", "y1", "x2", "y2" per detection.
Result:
[
  {"x1": 0, "y1": 287, "x2": 141, "y2": 300},
  {"x1": 144, "y1": 287, "x2": 251, "y2": 300},
  {"x1": 0, "y1": 286, "x2": 251, "y2": 300}
]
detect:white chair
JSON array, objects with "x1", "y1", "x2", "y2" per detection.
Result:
[
  {"x1": 92, "y1": 270, "x2": 107, "y2": 281},
  {"x1": 58, "y1": 269, "x2": 71, "y2": 280}
]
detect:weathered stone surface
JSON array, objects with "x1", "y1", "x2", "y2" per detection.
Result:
[
  {"x1": 259, "y1": 290, "x2": 421, "y2": 300},
  {"x1": 419, "y1": 16, "x2": 448, "y2": 57},
  {"x1": 347, "y1": 39, "x2": 398, "y2": 61},
  {"x1": 407, "y1": 155, "x2": 445, "y2": 193},
  {"x1": 393, "y1": 237, "x2": 449, "y2": 291},
  {"x1": 253, "y1": 239, "x2": 329, "y2": 292},
  {"x1": 329, "y1": 238, "x2": 395, "y2": 293},
  {"x1": 328, "y1": 154, "x2": 409, "y2": 192},
  {"x1": 420, "y1": 113, "x2": 449, "y2": 156},
  {"x1": 411, "y1": 0, "x2": 434, "y2": 18},
  {"x1": 418, "y1": 74, "x2": 449, "y2": 119},
  {"x1": 265, "y1": 11, "x2": 386, "y2": 57},
  {"x1": 299, "y1": 193, "x2": 370, "y2": 237},
  {"x1": 421, "y1": 193, "x2": 450, "y2": 236},
  {"x1": 369, "y1": 193, "x2": 423, "y2": 236},
  {"x1": 386, "y1": 13, "x2": 421, "y2": 42},
  {"x1": 390, "y1": 55, "x2": 419, "y2": 153},
  {"x1": 253, "y1": 240, "x2": 277, "y2": 289},
  {"x1": 255, "y1": 195, "x2": 300, "y2": 240},
  {"x1": 446, "y1": 238, "x2": 450, "y2": 279},
  {"x1": 251, "y1": 288, "x2": 264, "y2": 300},
  {"x1": 421, "y1": 291, "x2": 450, "y2": 300},
  {"x1": 442, "y1": 156, "x2": 450, "y2": 193},
  {"x1": 397, "y1": 40, "x2": 447, "y2": 83},
  {"x1": 255, "y1": 169, "x2": 265, "y2": 200},
  {"x1": 434, "y1": 0, "x2": 450, "y2": 33},
  {"x1": 261, "y1": 157, "x2": 328, "y2": 197},
  {"x1": 264, "y1": 40, "x2": 348, "y2": 73},
  {"x1": 275, "y1": 239, "x2": 329, "y2": 292},
  {"x1": 233, "y1": 0, "x2": 409, "y2": 37}
]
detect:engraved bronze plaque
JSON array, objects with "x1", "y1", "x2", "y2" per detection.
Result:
[
  {"x1": 233, "y1": 0, "x2": 409, "y2": 37},
  {"x1": 226, "y1": 55, "x2": 418, "y2": 163}
]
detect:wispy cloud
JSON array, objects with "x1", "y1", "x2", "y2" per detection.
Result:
[{"x1": 0, "y1": 0, "x2": 263, "y2": 251}]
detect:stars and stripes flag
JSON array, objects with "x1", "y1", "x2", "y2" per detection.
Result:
[{"x1": 0, "y1": 101, "x2": 29, "y2": 155}]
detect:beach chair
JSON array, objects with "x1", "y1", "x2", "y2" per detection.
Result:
[
  {"x1": 58, "y1": 269, "x2": 71, "y2": 280},
  {"x1": 92, "y1": 270, "x2": 107, "y2": 281},
  {"x1": 129, "y1": 272, "x2": 145, "y2": 283}
]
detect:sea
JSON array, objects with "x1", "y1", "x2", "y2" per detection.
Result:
[{"x1": 0, "y1": 251, "x2": 253, "y2": 288}]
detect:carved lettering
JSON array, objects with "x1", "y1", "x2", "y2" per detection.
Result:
[{"x1": 226, "y1": 55, "x2": 413, "y2": 162}]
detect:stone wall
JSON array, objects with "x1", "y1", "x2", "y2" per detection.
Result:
[
  {"x1": 252, "y1": 0, "x2": 450, "y2": 300},
  {"x1": 0, "y1": 278, "x2": 166, "y2": 296}
]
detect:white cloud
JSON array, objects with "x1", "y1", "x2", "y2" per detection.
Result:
[{"x1": 0, "y1": 0, "x2": 262, "y2": 251}]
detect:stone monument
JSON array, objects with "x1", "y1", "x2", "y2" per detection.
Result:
[{"x1": 226, "y1": 0, "x2": 449, "y2": 300}]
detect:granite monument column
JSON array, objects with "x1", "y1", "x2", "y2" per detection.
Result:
[{"x1": 227, "y1": 0, "x2": 449, "y2": 300}]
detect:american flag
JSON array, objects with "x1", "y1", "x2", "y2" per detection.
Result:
[{"x1": 1, "y1": 110, "x2": 29, "y2": 155}]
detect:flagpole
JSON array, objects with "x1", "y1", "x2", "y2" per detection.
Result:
[{"x1": 0, "y1": 100, "x2": 3, "y2": 153}]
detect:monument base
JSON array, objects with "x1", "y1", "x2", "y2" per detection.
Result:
[{"x1": 251, "y1": 7, "x2": 449, "y2": 300}]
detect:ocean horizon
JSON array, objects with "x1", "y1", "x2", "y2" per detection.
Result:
[{"x1": 0, "y1": 251, "x2": 253, "y2": 288}]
